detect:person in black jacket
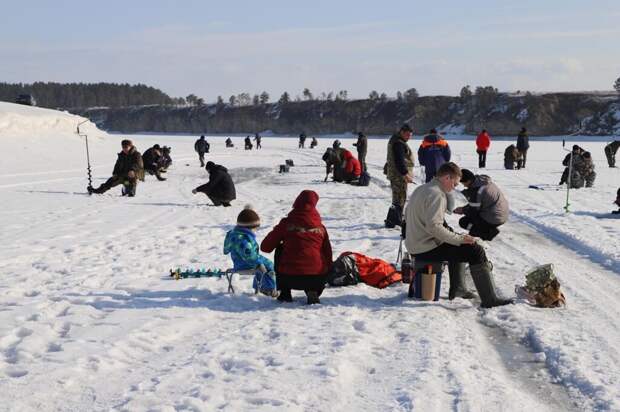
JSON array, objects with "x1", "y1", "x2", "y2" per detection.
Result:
[
  {"x1": 89, "y1": 139, "x2": 144, "y2": 196},
  {"x1": 516, "y1": 127, "x2": 530, "y2": 169},
  {"x1": 194, "y1": 135, "x2": 210, "y2": 167},
  {"x1": 192, "y1": 161, "x2": 236, "y2": 206},
  {"x1": 353, "y1": 132, "x2": 368, "y2": 172},
  {"x1": 142, "y1": 144, "x2": 166, "y2": 181}
]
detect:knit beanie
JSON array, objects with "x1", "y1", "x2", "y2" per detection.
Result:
[{"x1": 237, "y1": 204, "x2": 260, "y2": 228}]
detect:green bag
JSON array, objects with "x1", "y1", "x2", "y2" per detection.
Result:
[{"x1": 525, "y1": 264, "x2": 556, "y2": 293}]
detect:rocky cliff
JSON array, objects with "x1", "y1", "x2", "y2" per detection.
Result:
[{"x1": 77, "y1": 92, "x2": 620, "y2": 136}]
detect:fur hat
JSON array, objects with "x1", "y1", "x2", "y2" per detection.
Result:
[
  {"x1": 121, "y1": 139, "x2": 133, "y2": 147},
  {"x1": 237, "y1": 204, "x2": 260, "y2": 228}
]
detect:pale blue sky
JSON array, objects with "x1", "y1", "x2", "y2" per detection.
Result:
[{"x1": 1, "y1": 0, "x2": 619, "y2": 101}]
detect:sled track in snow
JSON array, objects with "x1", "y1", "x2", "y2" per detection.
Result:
[{"x1": 510, "y1": 210, "x2": 620, "y2": 274}]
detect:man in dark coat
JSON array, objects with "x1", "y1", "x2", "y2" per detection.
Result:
[
  {"x1": 225, "y1": 137, "x2": 234, "y2": 148},
  {"x1": 88, "y1": 139, "x2": 144, "y2": 196},
  {"x1": 385, "y1": 123, "x2": 414, "y2": 228},
  {"x1": 353, "y1": 132, "x2": 368, "y2": 172},
  {"x1": 604, "y1": 140, "x2": 620, "y2": 167},
  {"x1": 418, "y1": 129, "x2": 451, "y2": 182},
  {"x1": 559, "y1": 145, "x2": 583, "y2": 185},
  {"x1": 194, "y1": 135, "x2": 210, "y2": 166},
  {"x1": 244, "y1": 136, "x2": 253, "y2": 150},
  {"x1": 454, "y1": 169, "x2": 509, "y2": 241},
  {"x1": 299, "y1": 133, "x2": 307, "y2": 148},
  {"x1": 142, "y1": 144, "x2": 166, "y2": 181},
  {"x1": 504, "y1": 144, "x2": 519, "y2": 169},
  {"x1": 192, "y1": 161, "x2": 236, "y2": 206},
  {"x1": 254, "y1": 133, "x2": 262, "y2": 149},
  {"x1": 516, "y1": 127, "x2": 529, "y2": 168}
]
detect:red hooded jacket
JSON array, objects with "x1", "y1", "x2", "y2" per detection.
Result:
[
  {"x1": 261, "y1": 190, "x2": 333, "y2": 276},
  {"x1": 343, "y1": 150, "x2": 362, "y2": 177},
  {"x1": 476, "y1": 131, "x2": 491, "y2": 151}
]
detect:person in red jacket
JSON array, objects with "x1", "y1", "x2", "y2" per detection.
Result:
[
  {"x1": 476, "y1": 129, "x2": 491, "y2": 168},
  {"x1": 342, "y1": 149, "x2": 362, "y2": 183},
  {"x1": 261, "y1": 190, "x2": 333, "y2": 304}
]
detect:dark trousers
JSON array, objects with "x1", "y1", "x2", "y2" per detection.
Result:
[
  {"x1": 412, "y1": 242, "x2": 487, "y2": 266},
  {"x1": 459, "y1": 215, "x2": 500, "y2": 241},
  {"x1": 477, "y1": 150, "x2": 487, "y2": 168},
  {"x1": 358, "y1": 152, "x2": 367, "y2": 172},
  {"x1": 198, "y1": 152, "x2": 205, "y2": 167},
  {"x1": 95, "y1": 175, "x2": 137, "y2": 196},
  {"x1": 605, "y1": 146, "x2": 616, "y2": 167},
  {"x1": 207, "y1": 193, "x2": 231, "y2": 207},
  {"x1": 276, "y1": 273, "x2": 326, "y2": 296},
  {"x1": 517, "y1": 150, "x2": 528, "y2": 168}
]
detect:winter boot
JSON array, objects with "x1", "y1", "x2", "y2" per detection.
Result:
[
  {"x1": 384, "y1": 204, "x2": 402, "y2": 228},
  {"x1": 277, "y1": 289, "x2": 293, "y2": 302},
  {"x1": 306, "y1": 290, "x2": 320, "y2": 305},
  {"x1": 469, "y1": 262, "x2": 513, "y2": 308},
  {"x1": 448, "y1": 262, "x2": 476, "y2": 300}
]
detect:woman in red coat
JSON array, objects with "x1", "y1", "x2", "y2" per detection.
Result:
[
  {"x1": 476, "y1": 129, "x2": 491, "y2": 168},
  {"x1": 342, "y1": 150, "x2": 362, "y2": 182},
  {"x1": 261, "y1": 190, "x2": 332, "y2": 304}
]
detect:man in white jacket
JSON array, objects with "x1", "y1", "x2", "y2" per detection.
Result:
[{"x1": 404, "y1": 162, "x2": 512, "y2": 308}]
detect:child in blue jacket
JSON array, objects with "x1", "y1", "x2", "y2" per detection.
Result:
[{"x1": 224, "y1": 205, "x2": 277, "y2": 296}]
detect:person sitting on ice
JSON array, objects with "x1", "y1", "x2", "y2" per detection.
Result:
[
  {"x1": 559, "y1": 145, "x2": 583, "y2": 185},
  {"x1": 244, "y1": 136, "x2": 253, "y2": 150},
  {"x1": 342, "y1": 149, "x2": 362, "y2": 183},
  {"x1": 88, "y1": 139, "x2": 144, "y2": 197},
  {"x1": 404, "y1": 162, "x2": 513, "y2": 308},
  {"x1": 503, "y1": 144, "x2": 519, "y2": 170},
  {"x1": 569, "y1": 151, "x2": 596, "y2": 189},
  {"x1": 224, "y1": 206, "x2": 277, "y2": 296},
  {"x1": 142, "y1": 144, "x2": 166, "y2": 181},
  {"x1": 191, "y1": 161, "x2": 236, "y2": 206},
  {"x1": 453, "y1": 169, "x2": 509, "y2": 241},
  {"x1": 612, "y1": 188, "x2": 620, "y2": 214},
  {"x1": 310, "y1": 137, "x2": 318, "y2": 148},
  {"x1": 261, "y1": 190, "x2": 332, "y2": 304},
  {"x1": 225, "y1": 137, "x2": 234, "y2": 148}
]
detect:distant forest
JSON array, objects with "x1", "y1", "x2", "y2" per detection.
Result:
[{"x1": 0, "y1": 82, "x2": 175, "y2": 109}]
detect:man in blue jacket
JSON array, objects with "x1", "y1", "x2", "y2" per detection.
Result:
[{"x1": 418, "y1": 129, "x2": 451, "y2": 183}]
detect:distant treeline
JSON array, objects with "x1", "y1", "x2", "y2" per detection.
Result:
[{"x1": 0, "y1": 82, "x2": 174, "y2": 109}]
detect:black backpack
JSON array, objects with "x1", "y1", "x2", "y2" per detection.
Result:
[
  {"x1": 357, "y1": 171, "x2": 370, "y2": 186},
  {"x1": 327, "y1": 254, "x2": 359, "y2": 286}
]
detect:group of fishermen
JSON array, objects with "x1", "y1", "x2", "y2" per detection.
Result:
[{"x1": 87, "y1": 140, "x2": 171, "y2": 196}]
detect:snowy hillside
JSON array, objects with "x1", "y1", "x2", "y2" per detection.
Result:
[{"x1": 0, "y1": 104, "x2": 619, "y2": 411}]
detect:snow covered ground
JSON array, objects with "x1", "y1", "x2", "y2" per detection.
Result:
[{"x1": 0, "y1": 102, "x2": 619, "y2": 411}]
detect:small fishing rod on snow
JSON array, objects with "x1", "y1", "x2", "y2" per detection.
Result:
[{"x1": 76, "y1": 120, "x2": 92, "y2": 190}]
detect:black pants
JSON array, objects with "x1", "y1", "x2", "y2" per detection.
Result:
[
  {"x1": 477, "y1": 150, "x2": 487, "y2": 168},
  {"x1": 358, "y1": 152, "x2": 367, "y2": 172},
  {"x1": 95, "y1": 175, "x2": 137, "y2": 196},
  {"x1": 206, "y1": 193, "x2": 231, "y2": 206},
  {"x1": 605, "y1": 146, "x2": 616, "y2": 167},
  {"x1": 198, "y1": 152, "x2": 205, "y2": 167},
  {"x1": 518, "y1": 150, "x2": 527, "y2": 168},
  {"x1": 459, "y1": 215, "x2": 500, "y2": 241},
  {"x1": 412, "y1": 242, "x2": 487, "y2": 266},
  {"x1": 276, "y1": 273, "x2": 326, "y2": 296}
]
